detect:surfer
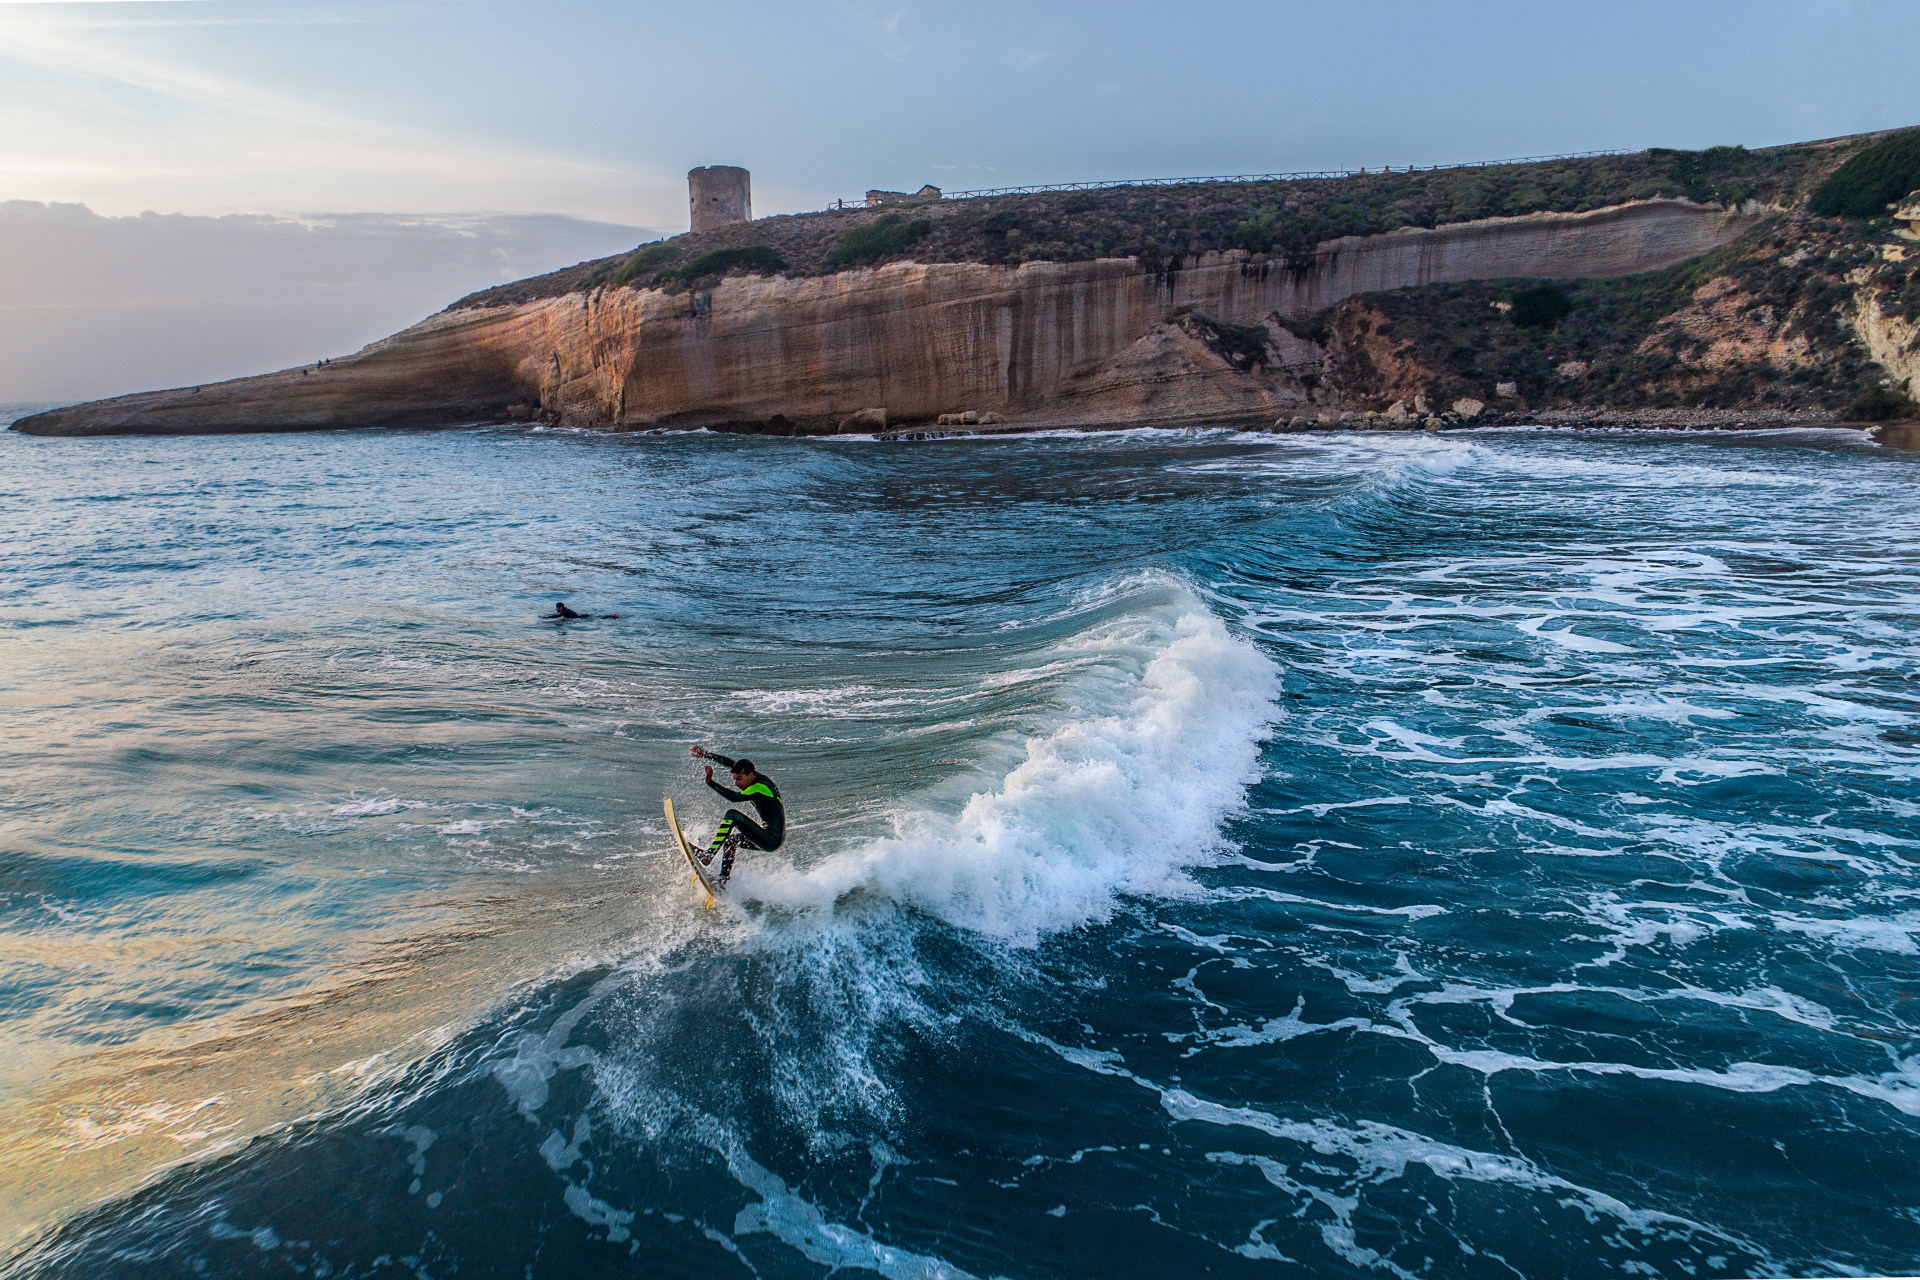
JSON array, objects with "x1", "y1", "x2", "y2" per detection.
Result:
[
  {"x1": 541, "y1": 602, "x2": 620, "y2": 620},
  {"x1": 688, "y1": 745, "x2": 783, "y2": 882}
]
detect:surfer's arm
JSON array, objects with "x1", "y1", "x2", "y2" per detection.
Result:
[
  {"x1": 695, "y1": 748, "x2": 746, "y2": 798},
  {"x1": 706, "y1": 776, "x2": 747, "y2": 802}
]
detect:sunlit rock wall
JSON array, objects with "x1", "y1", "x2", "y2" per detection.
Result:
[{"x1": 14, "y1": 199, "x2": 1758, "y2": 436}]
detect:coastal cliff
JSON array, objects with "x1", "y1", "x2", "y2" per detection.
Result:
[
  {"x1": 16, "y1": 131, "x2": 1920, "y2": 437},
  {"x1": 10, "y1": 200, "x2": 1759, "y2": 436}
]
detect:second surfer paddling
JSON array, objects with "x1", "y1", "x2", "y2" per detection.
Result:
[{"x1": 688, "y1": 746, "x2": 783, "y2": 883}]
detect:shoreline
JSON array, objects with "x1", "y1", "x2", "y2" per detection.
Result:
[
  {"x1": 877, "y1": 406, "x2": 1896, "y2": 441},
  {"x1": 7, "y1": 405, "x2": 1904, "y2": 444}
]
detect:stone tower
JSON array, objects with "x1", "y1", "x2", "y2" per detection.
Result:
[{"x1": 688, "y1": 166, "x2": 751, "y2": 232}]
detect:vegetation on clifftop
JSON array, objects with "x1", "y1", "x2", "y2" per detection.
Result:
[
  {"x1": 825, "y1": 212, "x2": 932, "y2": 267},
  {"x1": 1808, "y1": 129, "x2": 1920, "y2": 218},
  {"x1": 450, "y1": 138, "x2": 1857, "y2": 310},
  {"x1": 611, "y1": 241, "x2": 678, "y2": 284},
  {"x1": 1312, "y1": 214, "x2": 1893, "y2": 413},
  {"x1": 659, "y1": 245, "x2": 787, "y2": 283},
  {"x1": 438, "y1": 127, "x2": 1920, "y2": 420}
]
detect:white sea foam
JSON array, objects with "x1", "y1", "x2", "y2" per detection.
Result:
[
  {"x1": 726, "y1": 684, "x2": 958, "y2": 716},
  {"x1": 738, "y1": 596, "x2": 1282, "y2": 945},
  {"x1": 725, "y1": 1142, "x2": 979, "y2": 1279},
  {"x1": 331, "y1": 795, "x2": 439, "y2": 818},
  {"x1": 1771, "y1": 910, "x2": 1920, "y2": 955},
  {"x1": 435, "y1": 818, "x2": 516, "y2": 837},
  {"x1": 1165, "y1": 957, "x2": 1920, "y2": 1120},
  {"x1": 1514, "y1": 614, "x2": 1633, "y2": 653},
  {"x1": 1021, "y1": 1027, "x2": 1775, "y2": 1270}
]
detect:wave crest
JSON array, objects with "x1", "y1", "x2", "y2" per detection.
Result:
[{"x1": 746, "y1": 598, "x2": 1282, "y2": 945}]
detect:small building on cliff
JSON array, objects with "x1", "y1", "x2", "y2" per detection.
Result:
[{"x1": 866, "y1": 185, "x2": 942, "y2": 207}]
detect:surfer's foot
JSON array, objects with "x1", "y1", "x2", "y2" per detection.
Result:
[{"x1": 698, "y1": 851, "x2": 715, "y2": 867}]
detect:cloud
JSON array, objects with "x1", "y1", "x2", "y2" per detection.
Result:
[
  {"x1": 0, "y1": 9, "x2": 675, "y2": 222},
  {"x1": 0, "y1": 202, "x2": 654, "y2": 402},
  {"x1": 880, "y1": 8, "x2": 909, "y2": 59}
]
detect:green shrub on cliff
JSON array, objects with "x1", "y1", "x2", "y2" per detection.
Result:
[
  {"x1": 1848, "y1": 383, "x2": 1919, "y2": 420},
  {"x1": 1810, "y1": 130, "x2": 1920, "y2": 218},
  {"x1": 615, "y1": 242, "x2": 679, "y2": 284},
  {"x1": 1168, "y1": 310, "x2": 1273, "y2": 368},
  {"x1": 1510, "y1": 284, "x2": 1573, "y2": 328},
  {"x1": 451, "y1": 136, "x2": 1841, "y2": 311},
  {"x1": 1230, "y1": 207, "x2": 1287, "y2": 253},
  {"x1": 826, "y1": 212, "x2": 932, "y2": 267},
  {"x1": 1649, "y1": 145, "x2": 1756, "y2": 206},
  {"x1": 660, "y1": 245, "x2": 788, "y2": 283}
]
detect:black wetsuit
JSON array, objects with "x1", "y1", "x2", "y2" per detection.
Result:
[
  {"x1": 702, "y1": 753, "x2": 784, "y2": 878},
  {"x1": 544, "y1": 603, "x2": 619, "y2": 620}
]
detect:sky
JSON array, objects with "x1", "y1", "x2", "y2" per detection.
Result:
[
  {"x1": 4, "y1": 0, "x2": 1919, "y2": 402},
  {"x1": 0, "y1": 203, "x2": 648, "y2": 401}
]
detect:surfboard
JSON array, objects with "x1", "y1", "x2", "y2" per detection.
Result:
[{"x1": 664, "y1": 797, "x2": 722, "y2": 909}]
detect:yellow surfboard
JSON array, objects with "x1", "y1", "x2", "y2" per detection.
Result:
[{"x1": 664, "y1": 797, "x2": 722, "y2": 909}]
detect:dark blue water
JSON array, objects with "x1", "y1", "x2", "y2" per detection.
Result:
[{"x1": 2, "y1": 415, "x2": 1917, "y2": 1279}]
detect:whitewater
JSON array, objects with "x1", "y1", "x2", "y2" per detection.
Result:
[{"x1": 0, "y1": 414, "x2": 1915, "y2": 1278}]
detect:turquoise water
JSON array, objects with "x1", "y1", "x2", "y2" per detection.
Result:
[{"x1": 1, "y1": 414, "x2": 1917, "y2": 1278}]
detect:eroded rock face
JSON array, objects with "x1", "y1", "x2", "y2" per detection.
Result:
[
  {"x1": 1853, "y1": 289, "x2": 1920, "y2": 393},
  {"x1": 14, "y1": 199, "x2": 1758, "y2": 437},
  {"x1": 1313, "y1": 304, "x2": 1441, "y2": 411},
  {"x1": 1641, "y1": 275, "x2": 1820, "y2": 373}
]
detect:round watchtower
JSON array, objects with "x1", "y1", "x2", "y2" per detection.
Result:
[{"x1": 688, "y1": 166, "x2": 751, "y2": 232}]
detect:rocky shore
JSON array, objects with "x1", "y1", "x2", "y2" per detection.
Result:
[
  {"x1": 878, "y1": 405, "x2": 1881, "y2": 442},
  {"x1": 1278, "y1": 404, "x2": 1860, "y2": 433}
]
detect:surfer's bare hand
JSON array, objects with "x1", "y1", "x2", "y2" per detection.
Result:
[
  {"x1": 689, "y1": 745, "x2": 705, "y2": 758},
  {"x1": 703, "y1": 764, "x2": 714, "y2": 783}
]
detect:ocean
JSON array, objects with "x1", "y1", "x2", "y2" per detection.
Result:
[{"x1": 1, "y1": 412, "x2": 1916, "y2": 1278}]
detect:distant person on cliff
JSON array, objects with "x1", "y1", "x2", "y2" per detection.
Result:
[{"x1": 688, "y1": 745, "x2": 784, "y2": 883}]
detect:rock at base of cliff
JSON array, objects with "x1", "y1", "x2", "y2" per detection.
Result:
[
  {"x1": 1055, "y1": 319, "x2": 1309, "y2": 426},
  {"x1": 1453, "y1": 398, "x2": 1485, "y2": 419},
  {"x1": 838, "y1": 407, "x2": 888, "y2": 433}
]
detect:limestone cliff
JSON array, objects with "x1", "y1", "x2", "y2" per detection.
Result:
[
  {"x1": 1306, "y1": 211, "x2": 1920, "y2": 419},
  {"x1": 14, "y1": 199, "x2": 1758, "y2": 437},
  {"x1": 1855, "y1": 287, "x2": 1920, "y2": 393}
]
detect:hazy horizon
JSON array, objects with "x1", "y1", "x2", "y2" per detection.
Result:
[{"x1": 0, "y1": 201, "x2": 652, "y2": 402}]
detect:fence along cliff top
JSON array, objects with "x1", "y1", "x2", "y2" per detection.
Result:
[{"x1": 818, "y1": 149, "x2": 1643, "y2": 211}]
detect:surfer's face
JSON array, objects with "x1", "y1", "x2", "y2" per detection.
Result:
[{"x1": 731, "y1": 768, "x2": 752, "y2": 787}]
